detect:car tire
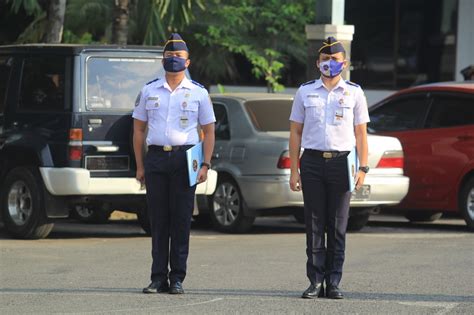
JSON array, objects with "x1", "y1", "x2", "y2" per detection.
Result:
[
  {"x1": 347, "y1": 213, "x2": 370, "y2": 231},
  {"x1": 137, "y1": 206, "x2": 151, "y2": 235},
  {"x1": 459, "y1": 177, "x2": 474, "y2": 231},
  {"x1": 0, "y1": 166, "x2": 54, "y2": 239},
  {"x1": 70, "y1": 206, "x2": 112, "y2": 224},
  {"x1": 405, "y1": 211, "x2": 443, "y2": 222},
  {"x1": 209, "y1": 176, "x2": 255, "y2": 233}
]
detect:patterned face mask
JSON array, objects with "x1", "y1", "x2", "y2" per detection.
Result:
[{"x1": 319, "y1": 59, "x2": 344, "y2": 78}]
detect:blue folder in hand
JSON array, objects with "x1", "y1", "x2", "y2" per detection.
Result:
[
  {"x1": 186, "y1": 142, "x2": 203, "y2": 187},
  {"x1": 347, "y1": 147, "x2": 359, "y2": 192}
]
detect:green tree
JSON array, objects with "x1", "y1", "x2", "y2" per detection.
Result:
[
  {"x1": 192, "y1": 0, "x2": 315, "y2": 92},
  {"x1": 7, "y1": 0, "x2": 67, "y2": 43}
]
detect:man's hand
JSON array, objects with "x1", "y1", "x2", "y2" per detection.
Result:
[
  {"x1": 354, "y1": 170, "x2": 366, "y2": 190},
  {"x1": 197, "y1": 167, "x2": 208, "y2": 183},
  {"x1": 290, "y1": 171, "x2": 302, "y2": 192},
  {"x1": 136, "y1": 166, "x2": 145, "y2": 186}
]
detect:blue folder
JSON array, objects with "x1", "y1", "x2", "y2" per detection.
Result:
[
  {"x1": 347, "y1": 147, "x2": 359, "y2": 192},
  {"x1": 186, "y1": 142, "x2": 204, "y2": 187}
]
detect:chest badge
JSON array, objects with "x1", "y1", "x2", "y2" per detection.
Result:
[
  {"x1": 339, "y1": 98, "x2": 344, "y2": 105},
  {"x1": 182, "y1": 101, "x2": 188, "y2": 109}
]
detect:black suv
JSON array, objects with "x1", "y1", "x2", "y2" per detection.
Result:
[{"x1": 0, "y1": 44, "x2": 215, "y2": 239}]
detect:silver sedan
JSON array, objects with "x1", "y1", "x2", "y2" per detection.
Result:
[{"x1": 196, "y1": 93, "x2": 409, "y2": 232}]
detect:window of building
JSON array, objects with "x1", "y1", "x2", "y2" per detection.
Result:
[{"x1": 346, "y1": 0, "x2": 458, "y2": 89}]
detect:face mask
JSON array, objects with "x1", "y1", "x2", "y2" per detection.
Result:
[
  {"x1": 163, "y1": 56, "x2": 187, "y2": 73},
  {"x1": 319, "y1": 59, "x2": 344, "y2": 78}
]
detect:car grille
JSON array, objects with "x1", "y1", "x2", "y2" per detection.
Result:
[{"x1": 85, "y1": 156, "x2": 129, "y2": 172}]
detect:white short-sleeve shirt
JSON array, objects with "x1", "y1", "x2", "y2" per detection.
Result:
[
  {"x1": 289, "y1": 78, "x2": 370, "y2": 151},
  {"x1": 133, "y1": 77, "x2": 216, "y2": 146}
]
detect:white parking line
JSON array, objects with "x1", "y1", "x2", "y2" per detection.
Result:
[{"x1": 397, "y1": 301, "x2": 458, "y2": 314}]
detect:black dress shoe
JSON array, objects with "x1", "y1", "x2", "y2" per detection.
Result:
[
  {"x1": 301, "y1": 283, "x2": 325, "y2": 299},
  {"x1": 142, "y1": 280, "x2": 169, "y2": 294},
  {"x1": 169, "y1": 281, "x2": 184, "y2": 294},
  {"x1": 326, "y1": 285, "x2": 344, "y2": 299}
]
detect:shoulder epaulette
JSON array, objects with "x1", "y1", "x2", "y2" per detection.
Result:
[
  {"x1": 146, "y1": 78, "x2": 160, "y2": 85},
  {"x1": 301, "y1": 80, "x2": 316, "y2": 87},
  {"x1": 345, "y1": 80, "x2": 360, "y2": 88},
  {"x1": 191, "y1": 80, "x2": 205, "y2": 89}
]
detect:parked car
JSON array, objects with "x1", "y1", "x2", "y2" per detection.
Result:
[
  {"x1": 0, "y1": 44, "x2": 216, "y2": 239},
  {"x1": 195, "y1": 93, "x2": 409, "y2": 233},
  {"x1": 369, "y1": 82, "x2": 474, "y2": 230}
]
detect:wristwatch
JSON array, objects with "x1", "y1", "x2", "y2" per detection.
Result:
[
  {"x1": 201, "y1": 162, "x2": 211, "y2": 169},
  {"x1": 359, "y1": 166, "x2": 370, "y2": 173}
]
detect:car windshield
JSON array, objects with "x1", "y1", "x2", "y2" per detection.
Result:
[
  {"x1": 244, "y1": 99, "x2": 293, "y2": 131},
  {"x1": 85, "y1": 56, "x2": 165, "y2": 111}
]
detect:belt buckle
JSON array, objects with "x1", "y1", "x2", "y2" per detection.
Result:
[
  {"x1": 163, "y1": 145, "x2": 173, "y2": 152},
  {"x1": 323, "y1": 152, "x2": 333, "y2": 159}
]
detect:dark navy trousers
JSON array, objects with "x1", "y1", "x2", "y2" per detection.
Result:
[
  {"x1": 300, "y1": 150, "x2": 352, "y2": 287},
  {"x1": 144, "y1": 147, "x2": 196, "y2": 283}
]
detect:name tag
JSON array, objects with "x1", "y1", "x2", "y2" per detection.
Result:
[
  {"x1": 180, "y1": 116, "x2": 189, "y2": 128},
  {"x1": 307, "y1": 94, "x2": 319, "y2": 98}
]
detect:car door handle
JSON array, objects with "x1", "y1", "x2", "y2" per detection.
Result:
[
  {"x1": 88, "y1": 118, "x2": 103, "y2": 125},
  {"x1": 457, "y1": 135, "x2": 473, "y2": 141}
]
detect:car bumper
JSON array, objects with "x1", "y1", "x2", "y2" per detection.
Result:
[
  {"x1": 237, "y1": 174, "x2": 409, "y2": 210},
  {"x1": 39, "y1": 167, "x2": 217, "y2": 196}
]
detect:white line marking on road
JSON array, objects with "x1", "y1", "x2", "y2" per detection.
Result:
[
  {"x1": 67, "y1": 298, "x2": 224, "y2": 314},
  {"x1": 398, "y1": 301, "x2": 458, "y2": 314}
]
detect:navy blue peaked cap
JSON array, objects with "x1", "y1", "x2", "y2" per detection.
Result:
[
  {"x1": 164, "y1": 33, "x2": 188, "y2": 52},
  {"x1": 318, "y1": 36, "x2": 345, "y2": 54}
]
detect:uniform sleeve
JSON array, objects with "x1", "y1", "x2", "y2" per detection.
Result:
[
  {"x1": 289, "y1": 88, "x2": 305, "y2": 123},
  {"x1": 132, "y1": 88, "x2": 147, "y2": 122},
  {"x1": 353, "y1": 88, "x2": 370, "y2": 126},
  {"x1": 198, "y1": 89, "x2": 216, "y2": 125}
]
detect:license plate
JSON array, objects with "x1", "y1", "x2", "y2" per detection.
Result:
[{"x1": 351, "y1": 185, "x2": 370, "y2": 200}]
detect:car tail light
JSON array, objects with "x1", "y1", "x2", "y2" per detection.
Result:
[
  {"x1": 277, "y1": 150, "x2": 301, "y2": 169},
  {"x1": 376, "y1": 150, "x2": 404, "y2": 169},
  {"x1": 68, "y1": 128, "x2": 83, "y2": 161}
]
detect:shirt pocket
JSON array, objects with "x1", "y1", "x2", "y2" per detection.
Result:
[
  {"x1": 181, "y1": 101, "x2": 199, "y2": 121},
  {"x1": 145, "y1": 101, "x2": 160, "y2": 121},
  {"x1": 304, "y1": 99, "x2": 325, "y2": 122},
  {"x1": 333, "y1": 98, "x2": 355, "y2": 125}
]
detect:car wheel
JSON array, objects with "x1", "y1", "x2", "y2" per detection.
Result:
[
  {"x1": 405, "y1": 211, "x2": 443, "y2": 222},
  {"x1": 137, "y1": 206, "x2": 151, "y2": 235},
  {"x1": 70, "y1": 206, "x2": 112, "y2": 224},
  {"x1": 347, "y1": 213, "x2": 370, "y2": 231},
  {"x1": 0, "y1": 167, "x2": 54, "y2": 239},
  {"x1": 209, "y1": 176, "x2": 255, "y2": 233},
  {"x1": 460, "y1": 177, "x2": 474, "y2": 231}
]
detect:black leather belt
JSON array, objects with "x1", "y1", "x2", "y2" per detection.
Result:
[
  {"x1": 305, "y1": 149, "x2": 350, "y2": 159},
  {"x1": 148, "y1": 145, "x2": 193, "y2": 152}
]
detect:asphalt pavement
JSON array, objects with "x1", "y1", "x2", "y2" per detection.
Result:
[{"x1": 0, "y1": 215, "x2": 473, "y2": 314}]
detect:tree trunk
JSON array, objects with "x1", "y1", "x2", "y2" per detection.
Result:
[
  {"x1": 112, "y1": 0, "x2": 130, "y2": 45},
  {"x1": 44, "y1": 0, "x2": 67, "y2": 43}
]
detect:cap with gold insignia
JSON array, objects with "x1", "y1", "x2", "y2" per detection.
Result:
[
  {"x1": 164, "y1": 33, "x2": 188, "y2": 52},
  {"x1": 318, "y1": 36, "x2": 345, "y2": 55}
]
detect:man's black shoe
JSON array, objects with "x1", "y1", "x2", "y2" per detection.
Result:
[
  {"x1": 326, "y1": 285, "x2": 344, "y2": 299},
  {"x1": 301, "y1": 283, "x2": 325, "y2": 299},
  {"x1": 169, "y1": 281, "x2": 184, "y2": 294},
  {"x1": 142, "y1": 281, "x2": 169, "y2": 294}
]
